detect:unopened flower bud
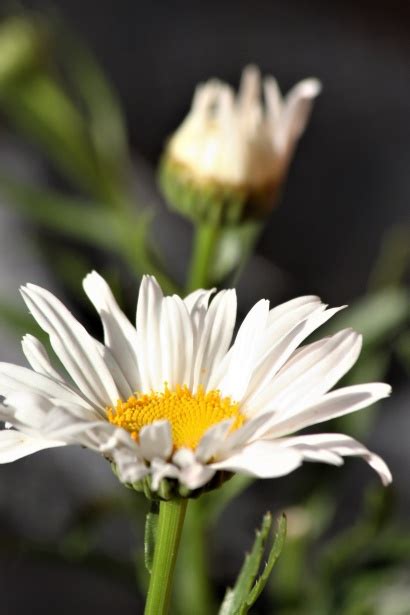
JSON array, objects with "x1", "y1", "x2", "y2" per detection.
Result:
[{"x1": 159, "y1": 65, "x2": 321, "y2": 224}]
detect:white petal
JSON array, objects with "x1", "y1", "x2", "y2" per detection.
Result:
[
  {"x1": 160, "y1": 295, "x2": 193, "y2": 388},
  {"x1": 179, "y1": 462, "x2": 215, "y2": 490},
  {"x1": 94, "y1": 342, "x2": 133, "y2": 400},
  {"x1": 139, "y1": 420, "x2": 173, "y2": 461},
  {"x1": 83, "y1": 271, "x2": 140, "y2": 390},
  {"x1": 212, "y1": 441, "x2": 302, "y2": 478},
  {"x1": 0, "y1": 429, "x2": 63, "y2": 463},
  {"x1": 256, "y1": 329, "x2": 362, "y2": 417},
  {"x1": 113, "y1": 448, "x2": 148, "y2": 484},
  {"x1": 22, "y1": 334, "x2": 66, "y2": 383},
  {"x1": 136, "y1": 276, "x2": 164, "y2": 391},
  {"x1": 276, "y1": 78, "x2": 321, "y2": 155},
  {"x1": 21, "y1": 284, "x2": 120, "y2": 407},
  {"x1": 184, "y1": 288, "x2": 215, "y2": 315},
  {"x1": 264, "y1": 75, "x2": 282, "y2": 129},
  {"x1": 172, "y1": 447, "x2": 196, "y2": 468},
  {"x1": 217, "y1": 299, "x2": 269, "y2": 400},
  {"x1": 195, "y1": 419, "x2": 233, "y2": 463},
  {"x1": 242, "y1": 306, "x2": 345, "y2": 413},
  {"x1": 266, "y1": 295, "x2": 321, "y2": 327},
  {"x1": 266, "y1": 383, "x2": 392, "y2": 438},
  {"x1": 242, "y1": 304, "x2": 327, "y2": 406},
  {"x1": 219, "y1": 412, "x2": 274, "y2": 455},
  {"x1": 192, "y1": 289, "x2": 237, "y2": 390},
  {"x1": 238, "y1": 65, "x2": 261, "y2": 111},
  {"x1": 151, "y1": 459, "x2": 180, "y2": 490},
  {"x1": 5, "y1": 391, "x2": 53, "y2": 429},
  {"x1": 277, "y1": 433, "x2": 392, "y2": 486},
  {"x1": 0, "y1": 363, "x2": 90, "y2": 408}
]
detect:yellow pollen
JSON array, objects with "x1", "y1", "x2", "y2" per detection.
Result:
[{"x1": 107, "y1": 385, "x2": 244, "y2": 451}]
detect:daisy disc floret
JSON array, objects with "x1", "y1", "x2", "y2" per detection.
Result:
[
  {"x1": 0, "y1": 272, "x2": 391, "y2": 498},
  {"x1": 160, "y1": 65, "x2": 321, "y2": 223}
]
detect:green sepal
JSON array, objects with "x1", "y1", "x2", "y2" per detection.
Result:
[
  {"x1": 219, "y1": 513, "x2": 287, "y2": 615},
  {"x1": 159, "y1": 156, "x2": 279, "y2": 226},
  {"x1": 144, "y1": 501, "x2": 159, "y2": 575},
  {"x1": 112, "y1": 465, "x2": 233, "y2": 501}
]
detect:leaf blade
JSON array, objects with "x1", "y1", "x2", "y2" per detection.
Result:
[{"x1": 219, "y1": 512, "x2": 273, "y2": 615}]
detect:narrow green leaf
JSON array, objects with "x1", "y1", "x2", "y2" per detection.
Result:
[
  {"x1": 219, "y1": 512, "x2": 273, "y2": 615},
  {"x1": 61, "y1": 32, "x2": 129, "y2": 170},
  {"x1": 144, "y1": 501, "x2": 159, "y2": 575},
  {"x1": 0, "y1": 74, "x2": 102, "y2": 195},
  {"x1": 0, "y1": 173, "x2": 118, "y2": 249},
  {"x1": 242, "y1": 514, "x2": 287, "y2": 613}
]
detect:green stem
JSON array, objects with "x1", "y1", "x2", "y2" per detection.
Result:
[
  {"x1": 186, "y1": 222, "x2": 220, "y2": 292},
  {"x1": 144, "y1": 498, "x2": 188, "y2": 615},
  {"x1": 175, "y1": 499, "x2": 216, "y2": 615}
]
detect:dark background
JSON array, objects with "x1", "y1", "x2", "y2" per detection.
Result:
[{"x1": 0, "y1": 1, "x2": 409, "y2": 613}]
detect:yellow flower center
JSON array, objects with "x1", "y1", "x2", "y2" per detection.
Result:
[{"x1": 107, "y1": 385, "x2": 244, "y2": 451}]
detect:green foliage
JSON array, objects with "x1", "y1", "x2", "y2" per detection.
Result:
[
  {"x1": 322, "y1": 287, "x2": 409, "y2": 348},
  {"x1": 219, "y1": 513, "x2": 287, "y2": 615}
]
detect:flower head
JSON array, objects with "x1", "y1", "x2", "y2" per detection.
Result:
[
  {"x1": 160, "y1": 65, "x2": 321, "y2": 223},
  {"x1": 0, "y1": 273, "x2": 391, "y2": 498}
]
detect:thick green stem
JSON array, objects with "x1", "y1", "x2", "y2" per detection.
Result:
[
  {"x1": 144, "y1": 498, "x2": 188, "y2": 615},
  {"x1": 186, "y1": 222, "x2": 220, "y2": 292},
  {"x1": 175, "y1": 499, "x2": 216, "y2": 615}
]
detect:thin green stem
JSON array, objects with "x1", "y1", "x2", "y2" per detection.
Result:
[
  {"x1": 144, "y1": 498, "x2": 188, "y2": 615},
  {"x1": 186, "y1": 222, "x2": 220, "y2": 292}
]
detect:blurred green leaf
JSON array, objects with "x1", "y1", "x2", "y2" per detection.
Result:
[
  {"x1": 0, "y1": 16, "x2": 48, "y2": 84},
  {"x1": 322, "y1": 288, "x2": 409, "y2": 347},
  {"x1": 0, "y1": 73, "x2": 103, "y2": 194},
  {"x1": 0, "y1": 173, "x2": 119, "y2": 248},
  {"x1": 144, "y1": 502, "x2": 159, "y2": 575},
  {"x1": 219, "y1": 513, "x2": 286, "y2": 615},
  {"x1": 210, "y1": 221, "x2": 261, "y2": 284},
  {"x1": 59, "y1": 29, "x2": 135, "y2": 212},
  {"x1": 61, "y1": 33, "x2": 129, "y2": 171},
  {"x1": 368, "y1": 225, "x2": 410, "y2": 292},
  {"x1": 320, "y1": 487, "x2": 393, "y2": 579},
  {"x1": 396, "y1": 330, "x2": 410, "y2": 374}
]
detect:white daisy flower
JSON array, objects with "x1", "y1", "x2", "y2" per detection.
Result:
[
  {"x1": 0, "y1": 273, "x2": 392, "y2": 497},
  {"x1": 160, "y1": 65, "x2": 321, "y2": 222}
]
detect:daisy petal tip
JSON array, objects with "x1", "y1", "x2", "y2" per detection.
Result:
[
  {"x1": 370, "y1": 382, "x2": 392, "y2": 399},
  {"x1": 299, "y1": 78, "x2": 322, "y2": 98},
  {"x1": 82, "y1": 270, "x2": 101, "y2": 288},
  {"x1": 368, "y1": 453, "x2": 392, "y2": 487}
]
